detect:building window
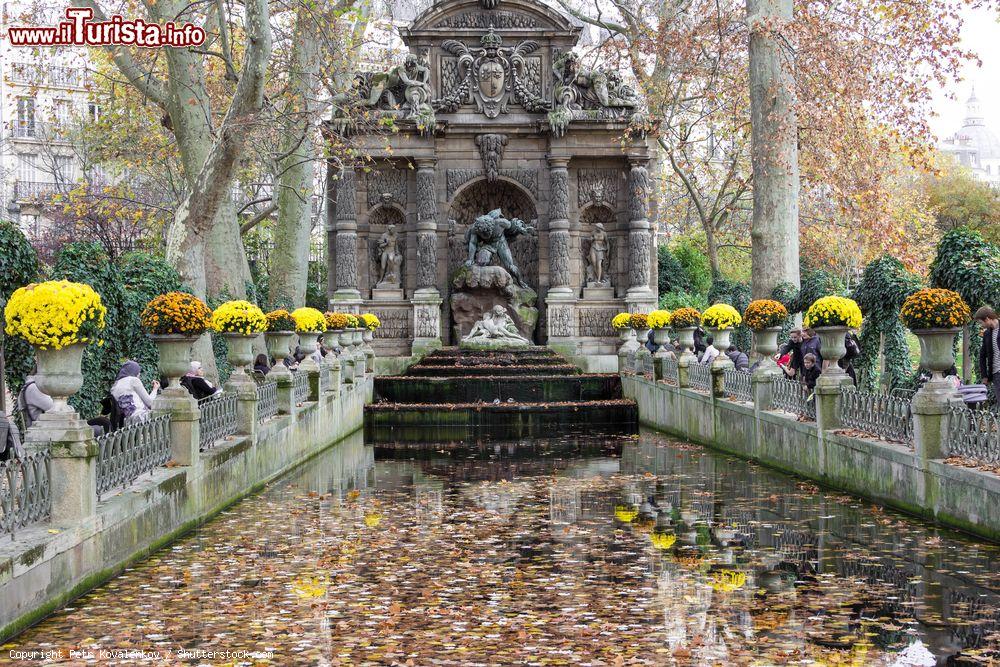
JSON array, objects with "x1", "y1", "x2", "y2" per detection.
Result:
[
  {"x1": 15, "y1": 98, "x2": 35, "y2": 137},
  {"x1": 16, "y1": 154, "x2": 38, "y2": 184},
  {"x1": 54, "y1": 156, "x2": 76, "y2": 183},
  {"x1": 87, "y1": 103, "x2": 101, "y2": 123},
  {"x1": 18, "y1": 214, "x2": 40, "y2": 237},
  {"x1": 54, "y1": 99, "x2": 73, "y2": 128}
]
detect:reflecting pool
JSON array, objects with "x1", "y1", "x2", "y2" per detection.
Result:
[{"x1": 8, "y1": 430, "x2": 1000, "y2": 665}]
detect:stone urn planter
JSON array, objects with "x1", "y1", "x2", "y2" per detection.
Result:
[
  {"x1": 337, "y1": 330, "x2": 356, "y2": 383},
  {"x1": 651, "y1": 328, "x2": 672, "y2": 358},
  {"x1": 297, "y1": 331, "x2": 322, "y2": 372},
  {"x1": 635, "y1": 327, "x2": 651, "y2": 349},
  {"x1": 751, "y1": 327, "x2": 783, "y2": 374},
  {"x1": 151, "y1": 334, "x2": 199, "y2": 392},
  {"x1": 675, "y1": 327, "x2": 696, "y2": 357},
  {"x1": 813, "y1": 325, "x2": 848, "y2": 375},
  {"x1": 617, "y1": 328, "x2": 638, "y2": 355},
  {"x1": 707, "y1": 327, "x2": 732, "y2": 354},
  {"x1": 351, "y1": 328, "x2": 365, "y2": 364},
  {"x1": 264, "y1": 331, "x2": 295, "y2": 378},
  {"x1": 34, "y1": 342, "x2": 87, "y2": 415},
  {"x1": 913, "y1": 327, "x2": 961, "y2": 380},
  {"x1": 222, "y1": 333, "x2": 256, "y2": 381}
]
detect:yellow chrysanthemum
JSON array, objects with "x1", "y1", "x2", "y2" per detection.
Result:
[
  {"x1": 804, "y1": 296, "x2": 863, "y2": 329},
  {"x1": 647, "y1": 310, "x2": 672, "y2": 329},
  {"x1": 670, "y1": 307, "x2": 702, "y2": 328},
  {"x1": 291, "y1": 307, "x2": 326, "y2": 333},
  {"x1": 611, "y1": 313, "x2": 632, "y2": 330},
  {"x1": 325, "y1": 311, "x2": 350, "y2": 330},
  {"x1": 211, "y1": 300, "x2": 268, "y2": 335},
  {"x1": 360, "y1": 313, "x2": 381, "y2": 331},
  {"x1": 4, "y1": 280, "x2": 106, "y2": 349},
  {"x1": 899, "y1": 288, "x2": 970, "y2": 330},
  {"x1": 702, "y1": 303, "x2": 742, "y2": 330},
  {"x1": 141, "y1": 292, "x2": 211, "y2": 336},
  {"x1": 743, "y1": 299, "x2": 789, "y2": 331}
]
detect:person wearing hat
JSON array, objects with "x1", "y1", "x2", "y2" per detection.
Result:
[{"x1": 180, "y1": 361, "x2": 222, "y2": 401}]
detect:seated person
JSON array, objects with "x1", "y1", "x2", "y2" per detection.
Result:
[
  {"x1": 111, "y1": 361, "x2": 159, "y2": 423},
  {"x1": 180, "y1": 361, "x2": 222, "y2": 400},
  {"x1": 18, "y1": 367, "x2": 112, "y2": 437},
  {"x1": 725, "y1": 345, "x2": 749, "y2": 371},
  {"x1": 700, "y1": 336, "x2": 719, "y2": 365}
]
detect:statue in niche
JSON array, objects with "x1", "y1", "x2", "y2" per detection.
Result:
[
  {"x1": 376, "y1": 224, "x2": 403, "y2": 288},
  {"x1": 364, "y1": 54, "x2": 433, "y2": 120},
  {"x1": 552, "y1": 51, "x2": 639, "y2": 111},
  {"x1": 586, "y1": 223, "x2": 611, "y2": 286},
  {"x1": 464, "y1": 209, "x2": 535, "y2": 288},
  {"x1": 463, "y1": 305, "x2": 531, "y2": 346}
]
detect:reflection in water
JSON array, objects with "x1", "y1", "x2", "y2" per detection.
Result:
[{"x1": 9, "y1": 429, "x2": 1000, "y2": 665}]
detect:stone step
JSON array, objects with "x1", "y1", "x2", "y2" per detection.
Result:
[
  {"x1": 374, "y1": 374, "x2": 622, "y2": 403},
  {"x1": 364, "y1": 399, "x2": 638, "y2": 442},
  {"x1": 405, "y1": 363, "x2": 581, "y2": 377}
]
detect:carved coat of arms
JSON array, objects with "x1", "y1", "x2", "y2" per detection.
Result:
[{"x1": 434, "y1": 28, "x2": 550, "y2": 118}]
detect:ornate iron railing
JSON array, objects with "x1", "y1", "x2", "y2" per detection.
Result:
[
  {"x1": 1, "y1": 448, "x2": 51, "y2": 538},
  {"x1": 634, "y1": 352, "x2": 654, "y2": 378},
  {"x1": 723, "y1": 368, "x2": 753, "y2": 403},
  {"x1": 947, "y1": 404, "x2": 1000, "y2": 465},
  {"x1": 771, "y1": 377, "x2": 815, "y2": 420},
  {"x1": 659, "y1": 357, "x2": 679, "y2": 385},
  {"x1": 688, "y1": 363, "x2": 712, "y2": 392},
  {"x1": 840, "y1": 387, "x2": 913, "y2": 444},
  {"x1": 96, "y1": 415, "x2": 171, "y2": 498},
  {"x1": 293, "y1": 371, "x2": 310, "y2": 404},
  {"x1": 199, "y1": 393, "x2": 238, "y2": 451},
  {"x1": 256, "y1": 380, "x2": 278, "y2": 423}
]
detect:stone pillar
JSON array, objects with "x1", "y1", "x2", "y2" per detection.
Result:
[
  {"x1": 274, "y1": 373, "x2": 296, "y2": 417},
  {"x1": 332, "y1": 167, "x2": 362, "y2": 306},
  {"x1": 625, "y1": 159, "x2": 655, "y2": 308},
  {"x1": 153, "y1": 388, "x2": 200, "y2": 466},
  {"x1": 225, "y1": 376, "x2": 259, "y2": 445},
  {"x1": 27, "y1": 415, "x2": 97, "y2": 524},
  {"x1": 546, "y1": 157, "x2": 577, "y2": 354},
  {"x1": 677, "y1": 352, "x2": 695, "y2": 389},
  {"x1": 814, "y1": 374, "x2": 850, "y2": 431},
  {"x1": 412, "y1": 157, "x2": 443, "y2": 356},
  {"x1": 751, "y1": 368, "x2": 778, "y2": 411},
  {"x1": 710, "y1": 357, "x2": 733, "y2": 398},
  {"x1": 912, "y1": 380, "x2": 962, "y2": 463}
]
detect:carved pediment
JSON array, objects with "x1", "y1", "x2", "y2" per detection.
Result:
[{"x1": 408, "y1": 0, "x2": 579, "y2": 34}]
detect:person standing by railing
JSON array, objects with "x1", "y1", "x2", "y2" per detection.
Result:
[{"x1": 974, "y1": 306, "x2": 1000, "y2": 405}]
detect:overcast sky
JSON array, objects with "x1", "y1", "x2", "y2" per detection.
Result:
[{"x1": 929, "y1": 5, "x2": 1000, "y2": 141}]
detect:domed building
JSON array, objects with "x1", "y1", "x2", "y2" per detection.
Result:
[{"x1": 940, "y1": 89, "x2": 1000, "y2": 187}]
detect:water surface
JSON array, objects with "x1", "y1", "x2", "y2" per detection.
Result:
[{"x1": 7, "y1": 429, "x2": 1000, "y2": 665}]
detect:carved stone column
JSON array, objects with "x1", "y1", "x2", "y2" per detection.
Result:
[
  {"x1": 414, "y1": 158, "x2": 439, "y2": 297},
  {"x1": 332, "y1": 167, "x2": 361, "y2": 306},
  {"x1": 547, "y1": 157, "x2": 573, "y2": 298},
  {"x1": 411, "y1": 157, "x2": 443, "y2": 356},
  {"x1": 626, "y1": 158, "x2": 655, "y2": 307},
  {"x1": 546, "y1": 156, "x2": 577, "y2": 354}
]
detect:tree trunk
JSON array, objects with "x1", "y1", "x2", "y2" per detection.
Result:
[
  {"x1": 269, "y1": 9, "x2": 321, "y2": 310},
  {"x1": 704, "y1": 222, "x2": 720, "y2": 277},
  {"x1": 747, "y1": 0, "x2": 800, "y2": 298}
]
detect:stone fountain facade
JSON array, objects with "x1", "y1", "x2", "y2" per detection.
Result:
[{"x1": 325, "y1": 0, "x2": 657, "y2": 357}]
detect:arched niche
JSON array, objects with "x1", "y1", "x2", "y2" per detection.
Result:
[
  {"x1": 446, "y1": 178, "x2": 538, "y2": 289},
  {"x1": 366, "y1": 206, "x2": 406, "y2": 296},
  {"x1": 579, "y1": 204, "x2": 619, "y2": 290}
]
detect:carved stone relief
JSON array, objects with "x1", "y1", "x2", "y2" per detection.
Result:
[
  {"x1": 476, "y1": 134, "x2": 508, "y2": 182},
  {"x1": 416, "y1": 166, "x2": 437, "y2": 222},
  {"x1": 548, "y1": 230, "x2": 571, "y2": 288},
  {"x1": 433, "y1": 11, "x2": 539, "y2": 30},
  {"x1": 334, "y1": 169, "x2": 357, "y2": 221},
  {"x1": 446, "y1": 168, "x2": 538, "y2": 200},
  {"x1": 365, "y1": 168, "x2": 407, "y2": 210},
  {"x1": 434, "y1": 29, "x2": 550, "y2": 117},
  {"x1": 578, "y1": 308, "x2": 619, "y2": 338},
  {"x1": 414, "y1": 303, "x2": 440, "y2": 338},
  {"x1": 547, "y1": 304, "x2": 574, "y2": 337},
  {"x1": 577, "y1": 169, "x2": 619, "y2": 209},
  {"x1": 371, "y1": 308, "x2": 412, "y2": 339}
]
